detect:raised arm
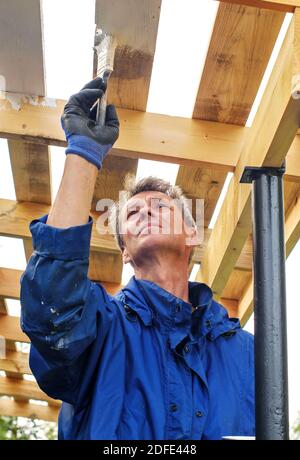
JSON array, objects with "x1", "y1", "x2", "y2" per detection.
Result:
[
  {"x1": 47, "y1": 77, "x2": 119, "y2": 228},
  {"x1": 20, "y1": 78, "x2": 119, "y2": 406}
]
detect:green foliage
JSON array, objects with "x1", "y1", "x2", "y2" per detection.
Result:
[
  {"x1": 291, "y1": 412, "x2": 300, "y2": 440},
  {"x1": 0, "y1": 415, "x2": 57, "y2": 440}
]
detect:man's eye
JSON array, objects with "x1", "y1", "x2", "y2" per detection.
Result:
[{"x1": 127, "y1": 210, "x2": 137, "y2": 218}]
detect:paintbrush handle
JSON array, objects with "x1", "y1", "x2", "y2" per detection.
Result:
[
  {"x1": 97, "y1": 69, "x2": 111, "y2": 126},
  {"x1": 97, "y1": 91, "x2": 107, "y2": 126}
]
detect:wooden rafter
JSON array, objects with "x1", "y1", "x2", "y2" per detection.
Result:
[
  {"x1": 197, "y1": 10, "x2": 300, "y2": 296},
  {"x1": 95, "y1": 0, "x2": 162, "y2": 111},
  {"x1": 1, "y1": 94, "x2": 300, "y2": 179},
  {"x1": 0, "y1": 399, "x2": 59, "y2": 423},
  {"x1": 0, "y1": 96, "x2": 245, "y2": 169},
  {"x1": 0, "y1": 315, "x2": 29, "y2": 343},
  {"x1": 194, "y1": 2, "x2": 285, "y2": 124},
  {"x1": 0, "y1": 376, "x2": 60, "y2": 407},
  {"x1": 217, "y1": 0, "x2": 300, "y2": 13},
  {"x1": 0, "y1": 350, "x2": 31, "y2": 376}
]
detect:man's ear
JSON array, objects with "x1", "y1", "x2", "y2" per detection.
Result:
[{"x1": 122, "y1": 247, "x2": 131, "y2": 264}]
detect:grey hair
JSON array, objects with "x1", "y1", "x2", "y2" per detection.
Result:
[{"x1": 109, "y1": 175, "x2": 197, "y2": 264}]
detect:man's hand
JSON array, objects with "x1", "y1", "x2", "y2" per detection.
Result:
[{"x1": 61, "y1": 77, "x2": 119, "y2": 169}]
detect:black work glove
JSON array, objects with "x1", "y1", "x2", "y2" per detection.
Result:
[{"x1": 61, "y1": 77, "x2": 119, "y2": 169}]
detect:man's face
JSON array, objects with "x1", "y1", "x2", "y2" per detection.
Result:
[{"x1": 119, "y1": 191, "x2": 197, "y2": 265}]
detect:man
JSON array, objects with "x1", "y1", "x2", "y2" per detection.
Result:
[{"x1": 20, "y1": 78, "x2": 255, "y2": 440}]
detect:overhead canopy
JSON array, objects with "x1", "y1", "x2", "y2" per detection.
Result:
[{"x1": 0, "y1": 0, "x2": 299, "y2": 422}]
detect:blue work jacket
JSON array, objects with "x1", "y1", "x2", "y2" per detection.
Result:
[{"x1": 20, "y1": 214, "x2": 255, "y2": 440}]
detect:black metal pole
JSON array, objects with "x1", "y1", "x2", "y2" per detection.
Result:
[{"x1": 241, "y1": 165, "x2": 289, "y2": 440}]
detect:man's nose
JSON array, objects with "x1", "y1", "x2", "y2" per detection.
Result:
[{"x1": 139, "y1": 205, "x2": 152, "y2": 221}]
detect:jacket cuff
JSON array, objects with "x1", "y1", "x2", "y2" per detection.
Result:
[{"x1": 29, "y1": 214, "x2": 93, "y2": 260}]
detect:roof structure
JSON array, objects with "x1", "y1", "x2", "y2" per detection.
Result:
[{"x1": 0, "y1": 0, "x2": 299, "y2": 423}]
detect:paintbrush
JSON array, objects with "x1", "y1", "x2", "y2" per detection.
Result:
[{"x1": 94, "y1": 28, "x2": 118, "y2": 126}]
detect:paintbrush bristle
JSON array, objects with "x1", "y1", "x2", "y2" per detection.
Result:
[{"x1": 94, "y1": 30, "x2": 117, "y2": 77}]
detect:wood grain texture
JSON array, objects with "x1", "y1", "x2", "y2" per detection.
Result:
[
  {"x1": 0, "y1": 314, "x2": 29, "y2": 343},
  {"x1": 89, "y1": 251, "x2": 123, "y2": 283},
  {"x1": 0, "y1": 96, "x2": 247, "y2": 169},
  {"x1": 193, "y1": 3, "x2": 285, "y2": 124},
  {"x1": 222, "y1": 268, "x2": 252, "y2": 299},
  {"x1": 0, "y1": 298, "x2": 7, "y2": 314},
  {"x1": 176, "y1": 167, "x2": 228, "y2": 228},
  {"x1": 197, "y1": 13, "x2": 300, "y2": 296},
  {"x1": 0, "y1": 350, "x2": 31, "y2": 375},
  {"x1": 0, "y1": 267, "x2": 21, "y2": 299},
  {"x1": 218, "y1": 0, "x2": 300, "y2": 12},
  {"x1": 0, "y1": 399, "x2": 59, "y2": 422},
  {"x1": 220, "y1": 297, "x2": 239, "y2": 317},
  {"x1": 1, "y1": 93, "x2": 300, "y2": 178},
  {"x1": 92, "y1": 155, "x2": 138, "y2": 210},
  {"x1": 95, "y1": 0, "x2": 161, "y2": 110},
  {"x1": 0, "y1": 375, "x2": 60, "y2": 407},
  {"x1": 8, "y1": 140, "x2": 51, "y2": 205}
]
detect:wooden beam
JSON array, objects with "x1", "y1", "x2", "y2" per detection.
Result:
[
  {"x1": 197, "y1": 11, "x2": 300, "y2": 296},
  {"x1": 239, "y1": 182, "x2": 300, "y2": 324},
  {"x1": 0, "y1": 314, "x2": 29, "y2": 343},
  {"x1": 0, "y1": 399, "x2": 59, "y2": 423},
  {"x1": 222, "y1": 268, "x2": 252, "y2": 300},
  {"x1": 0, "y1": 94, "x2": 246, "y2": 169},
  {"x1": 285, "y1": 187, "x2": 300, "y2": 256},
  {"x1": 92, "y1": 156, "x2": 138, "y2": 210},
  {"x1": 88, "y1": 252, "x2": 123, "y2": 284},
  {"x1": 8, "y1": 140, "x2": 51, "y2": 205},
  {"x1": 95, "y1": 0, "x2": 162, "y2": 111},
  {"x1": 0, "y1": 267, "x2": 21, "y2": 299},
  {"x1": 0, "y1": 294, "x2": 18, "y2": 354},
  {"x1": 220, "y1": 298, "x2": 239, "y2": 317},
  {"x1": 194, "y1": 2, "x2": 285, "y2": 124},
  {"x1": 1, "y1": 92, "x2": 300, "y2": 178},
  {"x1": 0, "y1": 376, "x2": 60, "y2": 407},
  {"x1": 176, "y1": 167, "x2": 228, "y2": 228},
  {"x1": 286, "y1": 135, "x2": 300, "y2": 182},
  {"x1": 218, "y1": 0, "x2": 300, "y2": 12},
  {"x1": 0, "y1": 199, "x2": 119, "y2": 254},
  {"x1": 0, "y1": 350, "x2": 31, "y2": 375},
  {"x1": 0, "y1": 298, "x2": 7, "y2": 314}
]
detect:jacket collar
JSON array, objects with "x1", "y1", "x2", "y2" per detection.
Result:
[{"x1": 115, "y1": 276, "x2": 240, "y2": 345}]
